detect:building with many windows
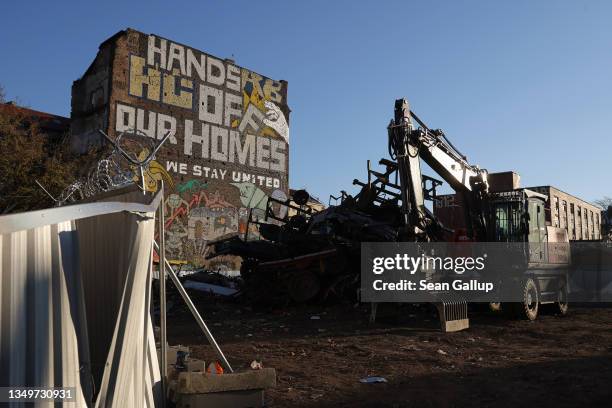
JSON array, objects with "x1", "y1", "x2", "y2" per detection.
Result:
[
  {"x1": 433, "y1": 172, "x2": 602, "y2": 241},
  {"x1": 526, "y1": 186, "x2": 601, "y2": 241}
]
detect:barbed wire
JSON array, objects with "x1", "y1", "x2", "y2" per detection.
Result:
[{"x1": 37, "y1": 129, "x2": 171, "y2": 206}]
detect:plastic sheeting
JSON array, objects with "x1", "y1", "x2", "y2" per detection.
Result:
[{"x1": 0, "y1": 186, "x2": 162, "y2": 407}]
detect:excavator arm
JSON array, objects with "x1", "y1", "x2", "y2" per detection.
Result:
[{"x1": 388, "y1": 98, "x2": 490, "y2": 240}]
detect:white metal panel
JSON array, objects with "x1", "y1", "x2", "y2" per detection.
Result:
[
  {"x1": 0, "y1": 223, "x2": 88, "y2": 407},
  {"x1": 0, "y1": 187, "x2": 162, "y2": 407},
  {"x1": 90, "y1": 211, "x2": 161, "y2": 407}
]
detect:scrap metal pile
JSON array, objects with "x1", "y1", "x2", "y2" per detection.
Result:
[{"x1": 208, "y1": 144, "x2": 444, "y2": 306}]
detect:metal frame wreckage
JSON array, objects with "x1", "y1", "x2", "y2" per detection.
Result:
[
  {"x1": 207, "y1": 98, "x2": 475, "y2": 330},
  {"x1": 208, "y1": 98, "x2": 573, "y2": 332}
]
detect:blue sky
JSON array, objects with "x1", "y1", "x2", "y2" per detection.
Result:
[{"x1": 1, "y1": 1, "x2": 610, "y2": 204}]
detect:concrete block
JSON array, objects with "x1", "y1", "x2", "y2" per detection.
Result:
[
  {"x1": 176, "y1": 389, "x2": 264, "y2": 408},
  {"x1": 176, "y1": 368, "x2": 276, "y2": 394}
]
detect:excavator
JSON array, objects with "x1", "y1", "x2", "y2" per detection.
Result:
[
  {"x1": 209, "y1": 98, "x2": 570, "y2": 328},
  {"x1": 382, "y1": 98, "x2": 569, "y2": 321}
]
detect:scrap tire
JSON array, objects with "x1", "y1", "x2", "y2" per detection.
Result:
[{"x1": 512, "y1": 278, "x2": 539, "y2": 321}]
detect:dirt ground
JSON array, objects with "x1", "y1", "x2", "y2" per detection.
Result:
[{"x1": 166, "y1": 297, "x2": 612, "y2": 408}]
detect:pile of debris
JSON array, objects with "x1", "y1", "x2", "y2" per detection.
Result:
[
  {"x1": 206, "y1": 101, "x2": 457, "y2": 306},
  {"x1": 208, "y1": 159, "x2": 437, "y2": 306}
]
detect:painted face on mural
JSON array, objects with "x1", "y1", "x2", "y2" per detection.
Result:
[{"x1": 167, "y1": 194, "x2": 182, "y2": 208}]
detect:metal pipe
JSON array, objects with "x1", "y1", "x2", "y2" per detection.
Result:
[
  {"x1": 157, "y1": 181, "x2": 167, "y2": 404},
  {"x1": 140, "y1": 167, "x2": 146, "y2": 194},
  {"x1": 153, "y1": 240, "x2": 234, "y2": 373}
]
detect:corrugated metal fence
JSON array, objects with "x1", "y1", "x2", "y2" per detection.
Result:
[{"x1": 0, "y1": 186, "x2": 162, "y2": 407}]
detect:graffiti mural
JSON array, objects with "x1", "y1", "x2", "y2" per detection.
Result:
[
  {"x1": 74, "y1": 29, "x2": 293, "y2": 268},
  {"x1": 133, "y1": 148, "x2": 175, "y2": 192}
]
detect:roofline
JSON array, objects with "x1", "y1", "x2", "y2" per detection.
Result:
[
  {"x1": 95, "y1": 28, "x2": 289, "y2": 88},
  {"x1": 0, "y1": 102, "x2": 69, "y2": 122},
  {"x1": 525, "y1": 185, "x2": 600, "y2": 209},
  {"x1": 437, "y1": 187, "x2": 599, "y2": 208}
]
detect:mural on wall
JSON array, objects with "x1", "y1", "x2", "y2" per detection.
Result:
[
  {"x1": 113, "y1": 31, "x2": 290, "y2": 267},
  {"x1": 133, "y1": 148, "x2": 175, "y2": 192}
]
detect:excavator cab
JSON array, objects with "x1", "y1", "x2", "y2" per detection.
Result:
[
  {"x1": 488, "y1": 189, "x2": 550, "y2": 262},
  {"x1": 489, "y1": 190, "x2": 547, "y2": 239},
  {"x1": 491, "y1": 200, "x2": 523, "y2": 242},
  {"x1": 486, "y1": 189, "x2": 570, "y2": 319}
]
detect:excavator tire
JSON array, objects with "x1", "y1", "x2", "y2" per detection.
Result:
[{"x1": 508, "y1": 278, "x2": 539, "y2": 320}]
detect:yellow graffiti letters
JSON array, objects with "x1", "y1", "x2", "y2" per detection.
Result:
[{"x1": 129, "y1": 55, "x2": 161, "y2": 101}]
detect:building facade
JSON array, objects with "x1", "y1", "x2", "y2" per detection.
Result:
[
  {"x1": 526, "y1": 186, "x2": 601, "y2": 241},
  {"x1": 71, "y1": 29, "x2": 290, "y2": 268},
  {"x1": 434, "y1": 184, "x2": 602, "y2": 241}
]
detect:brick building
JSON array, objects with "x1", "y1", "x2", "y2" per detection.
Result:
[
  {"x1": 288, "y1": 189, "x2": 325, "y2": 217},
  {"x1": 70, "y1": 28, "x2": 290, "y2": 268},
  {"x1": 434, "y1": 172, "x2": 602, "y2": 241},
  {"x1": 526, "y1": 186, "x2": 601, "y2": 241},
  {"x1": 0, "y1": 102, "x2": 70, "y2": 141}
]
